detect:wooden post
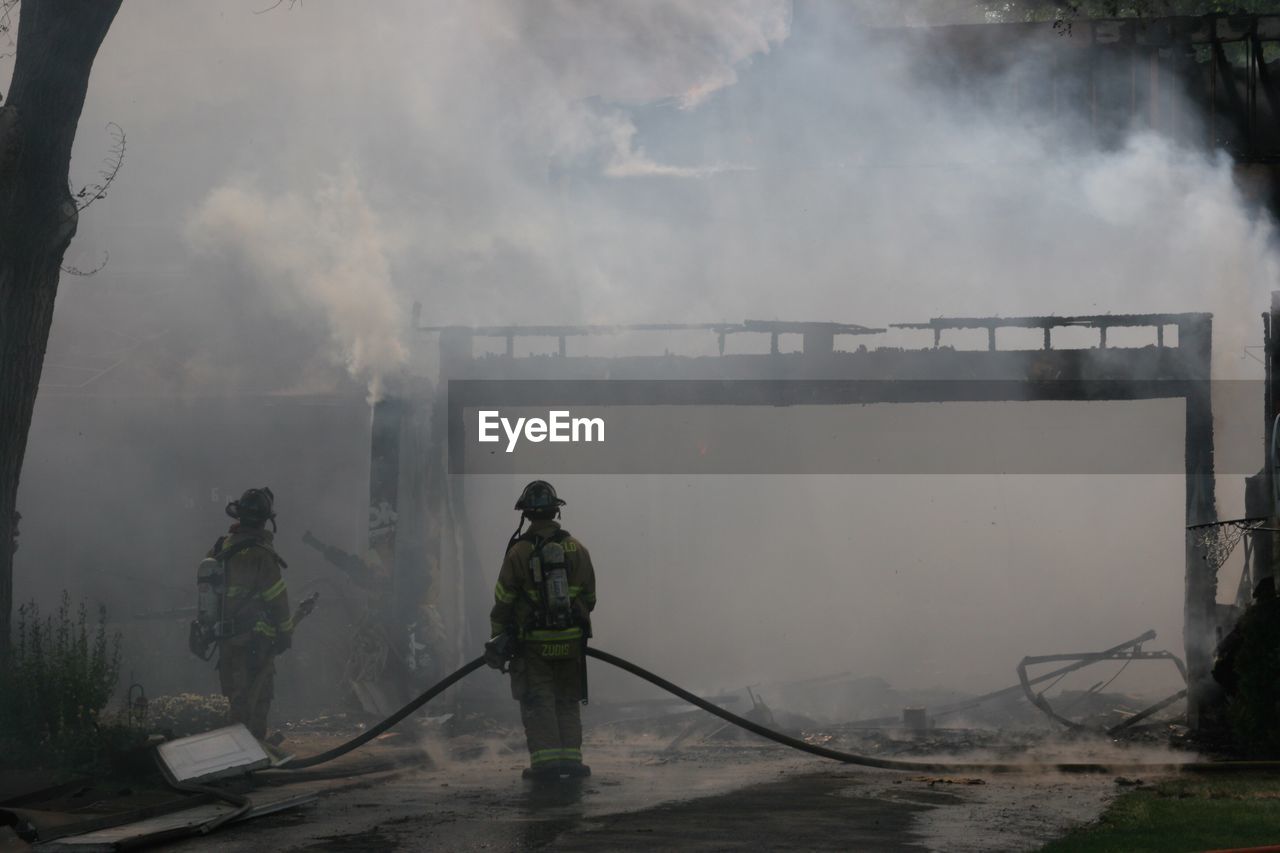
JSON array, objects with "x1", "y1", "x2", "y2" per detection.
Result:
[
  {"x1": 1256, "y1": 293, "x2": 1280, "y2": 593},
  {"x1": 1181, "y1": 316, "x2": 1217, "y2": 729}
]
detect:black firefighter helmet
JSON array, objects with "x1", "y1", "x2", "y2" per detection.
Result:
[
  {"x1": 226, "y1": 487, "x2": 277, "y2": 529},
  {"x1": 514, "y1": 480, "x2": 565, "y2": 514}
]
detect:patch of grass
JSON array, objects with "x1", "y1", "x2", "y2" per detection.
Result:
[{"x1": 1042, "y1": 775, "x2": 1280, "y2": 853}]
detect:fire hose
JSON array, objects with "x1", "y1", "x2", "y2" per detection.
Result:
[
  {"x1": 275, "y1": 647, "x2": 1280, "y2": 775},
  {"x1": 278, "y1": 657, "x2": 486, "y2": 770}
]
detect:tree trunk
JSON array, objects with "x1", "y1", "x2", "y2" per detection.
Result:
[{"x1": 0, "y1": 0, "x2": 122, "y2": 661}]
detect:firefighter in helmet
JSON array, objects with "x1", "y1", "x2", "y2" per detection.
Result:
[
  {"x1": 487, "y1": 480, "x2": 597, "y2": 780},
  {"x1": 206, "y1": 487, "x2": 293, "y2": 741}
]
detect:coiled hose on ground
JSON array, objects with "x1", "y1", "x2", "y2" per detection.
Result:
[{"x1": 274, "y1": 647, "x2": 1280, "y2": 775}]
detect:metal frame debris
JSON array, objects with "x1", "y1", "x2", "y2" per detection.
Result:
[{"x1": 1016, "y1": 631, "x2": 1189, "y2": 737}]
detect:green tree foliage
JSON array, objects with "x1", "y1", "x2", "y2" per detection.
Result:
[{"x1": 1225, "y1": 595, "x2": 1280, "y2": 755}]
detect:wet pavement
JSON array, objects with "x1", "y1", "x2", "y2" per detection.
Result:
[{"x1": 163, "y1": 735, "x2": 1118, "y2": 851}]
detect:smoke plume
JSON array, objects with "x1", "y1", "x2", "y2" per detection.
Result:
[{"x1": 187, "y1": 171, "x2": 407, "y2": 400}]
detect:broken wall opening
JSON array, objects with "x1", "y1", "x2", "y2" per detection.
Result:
[
  {"x1": 359, "y1": 312, "x2": 1228, "y2": 728},
  {"x1": 459, "y1": 470, "x2": 1191, "y2": 719}
]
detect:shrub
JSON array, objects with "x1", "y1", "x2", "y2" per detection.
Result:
[
  {"x1": 1226, "y1": 596, "x2": 1280, "y2": 755},
  {"x1": 0, "y1": 591, "x2": 125, "y2": 768},
  {"x1": 147, "y1": 693, "x2": 230, "y2": 737}
]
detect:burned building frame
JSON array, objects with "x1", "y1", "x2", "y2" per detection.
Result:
[{"x1": 366, "y1": 313, "x2": 1220, "y2": 724}]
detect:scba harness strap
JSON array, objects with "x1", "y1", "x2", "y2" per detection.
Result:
[
  {"x1": 207, "y1": 536, "x2": 288, "y2": 638},
  {"x1": 211, "y1": 535, "x2": 288, "y2": 570}
]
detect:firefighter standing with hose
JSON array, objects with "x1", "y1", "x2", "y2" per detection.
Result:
[
  {"x1": 486, "y1": 480, "x2": 597, "y2": 781},
  {"x1": 191, "y1": 487, "x2": 294, "y2": 746}
]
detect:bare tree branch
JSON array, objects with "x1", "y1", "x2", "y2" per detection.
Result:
[
  {"x1": 254, "y1": 0, "x2": 301, "y2": 15},
  {"x1": 60, "y1": 249, "x2": 108, "y2": 277},
  {"x1": 55, "y1": 122, "x2": 124, "y2": 276},
  {"x1": 0, "y1": 0, "x2": 21, "y2": 74},
  {"x1": 70, "y1": 120, "x2": 123, "y2": 215}
]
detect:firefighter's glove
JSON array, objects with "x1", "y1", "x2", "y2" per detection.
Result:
[
  {"x1": 187, "y1": 621, "x2": 213, "y2": 659},
  {"x1": 485, "y1": 632, "x2": 516, "y2": 672}
]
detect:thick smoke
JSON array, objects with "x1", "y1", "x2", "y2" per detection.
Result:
[
  {"x1": 54, "y1": 0, "x2": 1275, "y2": 359},
  {"x1": 9, "y1": 1, "x2": 1280, "y2": 707},
  {"x1": 42, "y1": 1, "x2": 1279, "y2": 365},
  {"x1": 187, "y1": 171, "x2": 407, "y2": 400}
]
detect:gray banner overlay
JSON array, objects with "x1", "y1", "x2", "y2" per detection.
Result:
[{"x1": 446, "y1": 379, "x2": 1260, "y2": 475}]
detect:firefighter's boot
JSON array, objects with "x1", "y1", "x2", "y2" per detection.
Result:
[{"x1": 522, "y1": 765, "x2": 560, "y2": 781}]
